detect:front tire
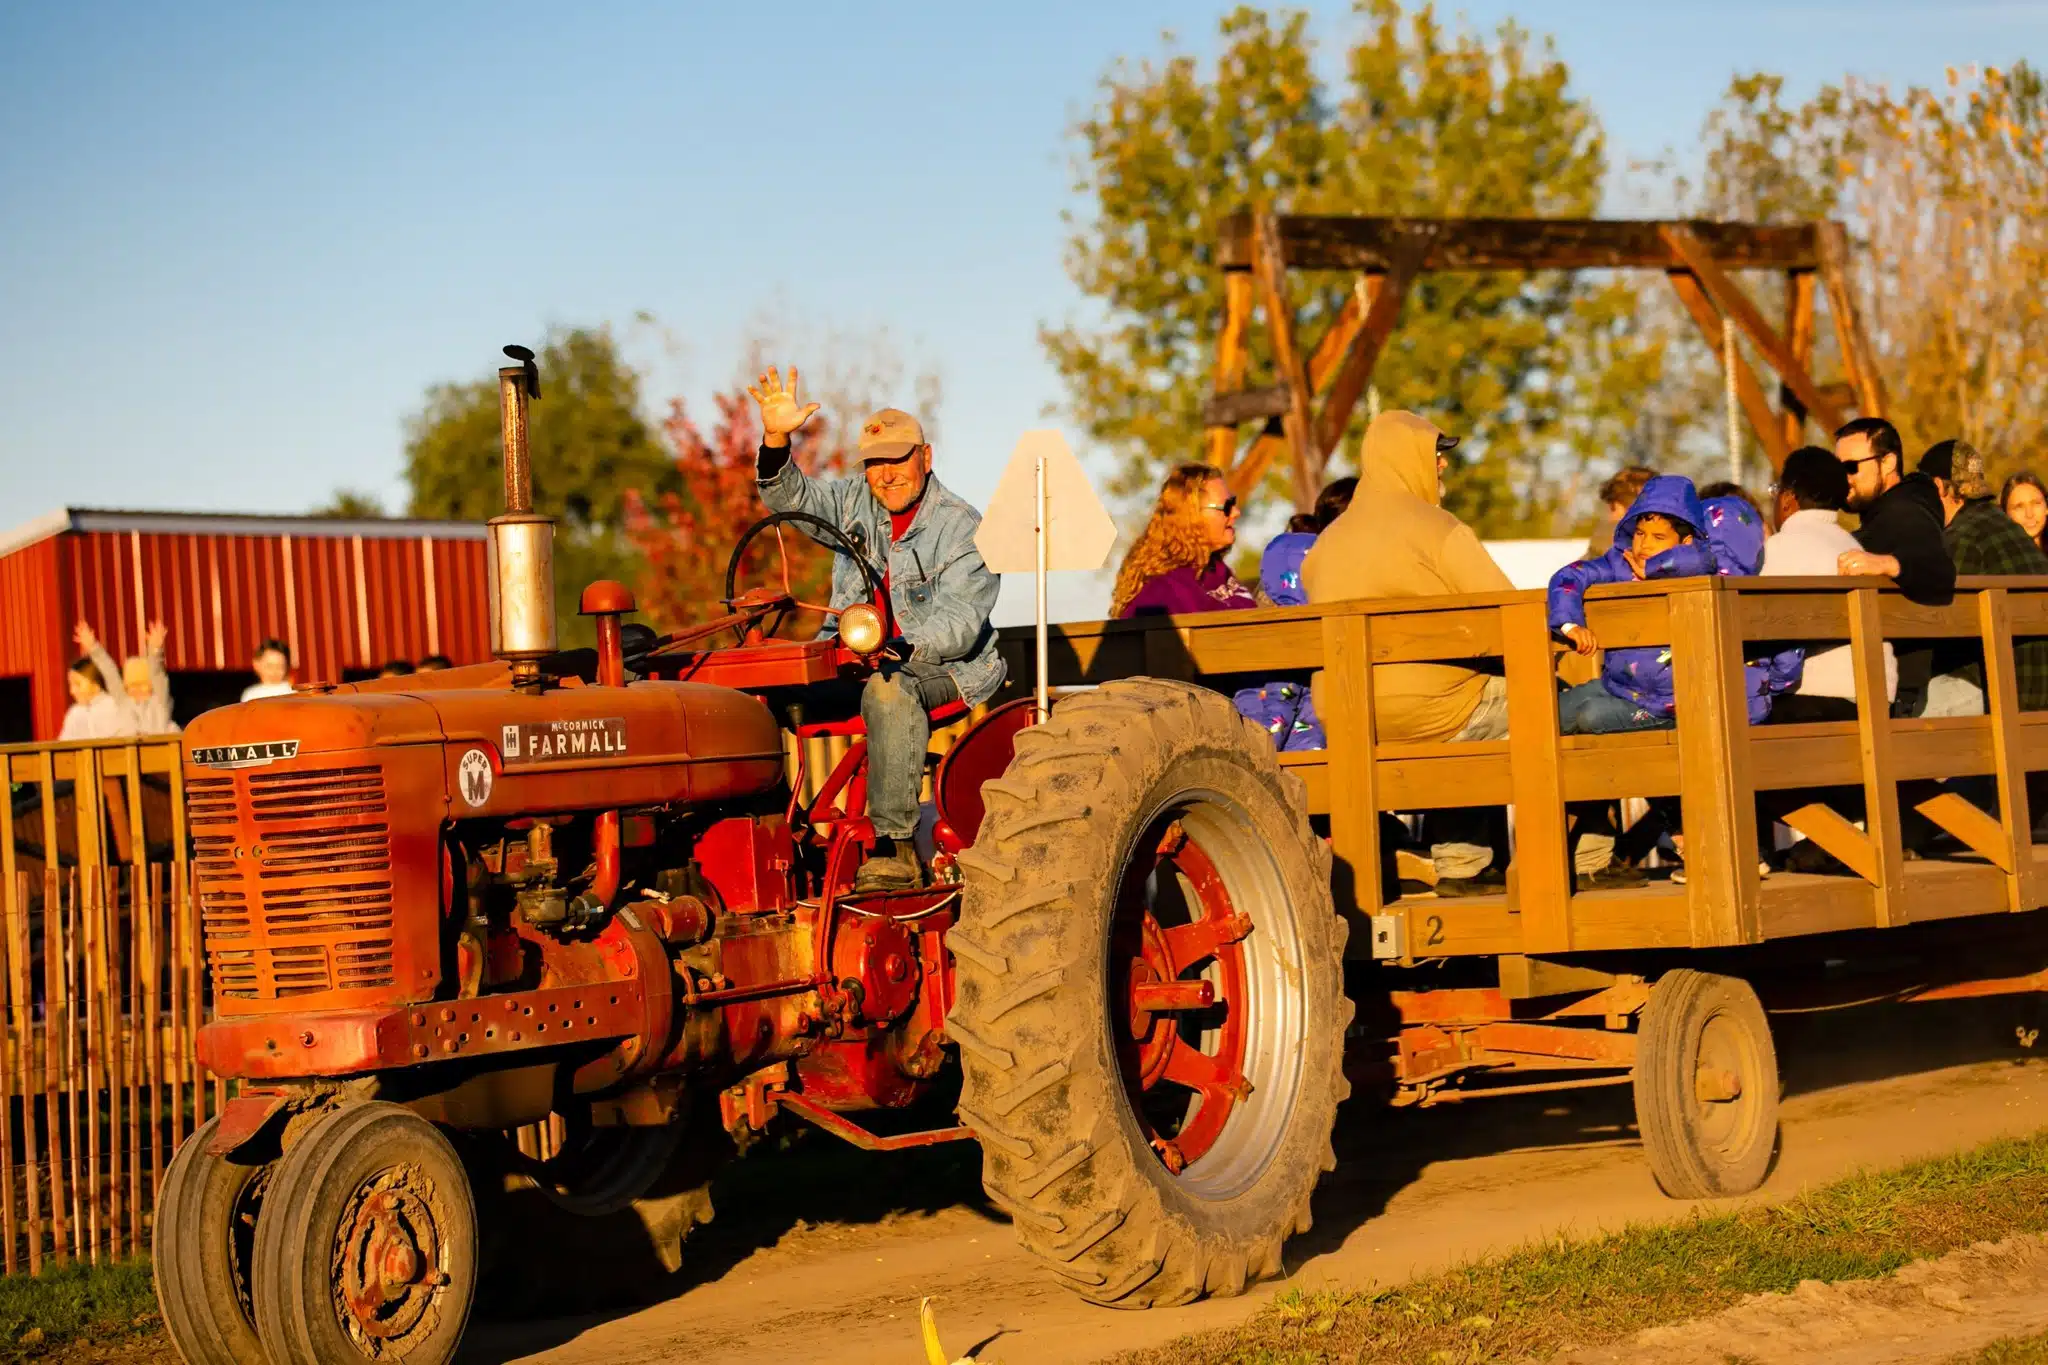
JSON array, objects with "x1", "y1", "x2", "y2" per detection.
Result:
[
  {"x1": 252, "y1": 1103, "x2": 477, "y2": 1365},
  {"x1": 155, "y1": 1117, "x2": 272, "y2": 1365},
  {"x1": 947, "y1": 679, "x2": 1350, "y2": 1307}
]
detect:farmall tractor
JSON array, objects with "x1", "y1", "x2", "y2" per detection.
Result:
[{"x1": 156, "y1": 350, "x2": 1349, "y2": 1365}]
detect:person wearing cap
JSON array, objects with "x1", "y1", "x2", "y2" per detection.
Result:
[
  {"x1": 1918, "y1": 438, "x2": 2048, "y2": 716},
  {"x1": 747, "y1": 365, "x2": 1003, "y2": 892},
  {"x1": 1301, "y1": 410, "x2": 1516, "y2": 895}
]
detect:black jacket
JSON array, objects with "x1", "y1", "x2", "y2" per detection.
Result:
[{"x1": 1854, "y1": 473, "x2": 1957, "y2": 606}]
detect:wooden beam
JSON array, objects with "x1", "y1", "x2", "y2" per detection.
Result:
[
  {"x1": 1817, "y1": 220, "x2": 1886, "y2": 417},
  {"x1": 1661, "y1": 225, "x2": 1846, "y2": 434},
  {"x1": 1202, "y1": 386, "x2": 1292, "y2": 428},
  {"x1": 1978, "y1": 587, "x2": 2037, "y2": 906},
  {"x1": 1849, "y1": 588, "x2": 1907, "y2": 927},
  {"x1": 1218, "y1": 214, "x2": 1822, "y2": 273},
  {"x1": 1320, "y1": 613, "x2": 1383, "y2": 945},
  {"x1": 1501, "y1": 601, "x2": 1571, "y2": 953},
  {"x1": 1219, "y1": 281, "x2": 1370, "y2": 495},
  {"x1": 1314, "y1": 231, "x2": 1428, "y2": 461},
  {"x1": 1206, "y1": 270, "x2": 1255, "y2": 467},
  {"x1": 1782, "y1": 802, "x2": 1881, "y2": 883},
  {"x1": 1669, "y1": 590, "x2": 1762, "y2": 945},
  {"x1": 1250, "y1": 210, "x2": 1320, "y2": 511},
  {"x1": 1782, "y1": 270, "x2": 1815, "y2": 452},
  {"x1": 1666, "y1": 271, "x2": 1792, "y2": 470}
]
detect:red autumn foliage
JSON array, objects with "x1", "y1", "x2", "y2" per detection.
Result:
[{"x1": 626, "y1": 389, "x2": 854, "y2": 635}]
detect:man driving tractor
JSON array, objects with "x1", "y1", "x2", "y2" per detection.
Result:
[{"x1": 748, "y1": 365, "x2": 1004, "y2": 891}]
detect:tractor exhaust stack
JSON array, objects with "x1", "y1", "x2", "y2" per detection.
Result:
[{"x1": 488, "y1": 343, "x2": 557, "y2": 684}]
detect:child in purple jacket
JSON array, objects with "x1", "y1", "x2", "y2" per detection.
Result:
[{"x1": 1550, "y1": 476, "x2": 1798, "y2": 732}]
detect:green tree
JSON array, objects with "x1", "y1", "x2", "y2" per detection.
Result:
[
  {"x1": 1046, "y1": 2, "x2": 1662, "y2": 535},
  {"x1": 310, "y1": 489, "x2": 388, "y2": 518},
  {"x1": 404, "y1": 326, "x2": 676, "y2": 641}
]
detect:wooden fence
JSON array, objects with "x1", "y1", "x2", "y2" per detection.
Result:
[{"x1": 0, "y1": 737, "x2": 212, "y2": 1274}]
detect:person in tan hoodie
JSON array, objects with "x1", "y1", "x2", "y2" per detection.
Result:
[{"x1": 1302, "y1": 410, "x2": 1515, "y2": 894}]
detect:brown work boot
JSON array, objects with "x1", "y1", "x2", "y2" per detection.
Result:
[{"x1": 854, "y1": 837, "x2": 925, "y2": 893}]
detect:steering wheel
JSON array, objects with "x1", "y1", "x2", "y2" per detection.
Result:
[{"x1": 722, "y1": 510, "x2": 888, "y2": 645}]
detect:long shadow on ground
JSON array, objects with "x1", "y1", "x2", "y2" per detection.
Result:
[{"x1": 457, "y1": 994, "x2": 2043, "y2": 1363}]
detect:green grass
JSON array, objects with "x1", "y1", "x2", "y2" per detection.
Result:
[
  {"x1": 1959, "y1": 1327, "x2": 2048, "y2": 1364},
  {"x1": 0, "y1": 1258, "x2": 158, "y2": 1359},
  {"x1": 1113, "y1": 1127, "x2": 2048, "y2": 1364}
]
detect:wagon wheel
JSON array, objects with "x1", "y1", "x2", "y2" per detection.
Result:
[
  {"x1": 252, "y1": 1103, "x2": 477, "y2": 1365},
  {"x1": 1634, "y1": 968, "x2": 1780, "y2": 1197}
]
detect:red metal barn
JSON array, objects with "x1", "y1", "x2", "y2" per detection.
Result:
[{"x1": 0, "y1": 509, "x2": 490, "y2": 741}]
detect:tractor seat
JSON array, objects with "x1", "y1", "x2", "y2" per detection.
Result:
[{"x1": 793, "y1": 697, "x2": 969, "y2": 740}]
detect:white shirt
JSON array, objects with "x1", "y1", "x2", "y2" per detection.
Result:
[
  {"x1": 58, "y1": 691, "x2": 138, "y2": 741},
  {"x1": 240, "y1": 680, "x2": 296, "y2": 702},
  {"x1": 1758, "y1": 509, "x2": 1898, "y2": 702}
]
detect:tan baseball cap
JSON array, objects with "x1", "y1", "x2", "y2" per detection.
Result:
[{"x1": 857, "y1": 408, "x2": 926, "y2": 463}]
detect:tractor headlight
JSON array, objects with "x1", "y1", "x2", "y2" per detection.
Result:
[{"x1": 839, "y1": 603, "x2": 886, "y2": 655}]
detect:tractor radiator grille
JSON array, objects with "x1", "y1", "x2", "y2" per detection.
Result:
[{"x1": 193, "y1": 763, "x2": 399, "y2": 1002}]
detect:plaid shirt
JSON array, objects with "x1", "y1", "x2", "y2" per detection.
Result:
[{"x1": 1944, "y1": 499, "x2": 2048, "y2": 709}]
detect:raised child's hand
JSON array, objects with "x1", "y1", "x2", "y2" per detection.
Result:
[
  {"x1": 72, "y1": 621, "x2": 95, "y2": 652},
  {"x1": 145, "y1": 620, "x2": 168, "y2": 652}
]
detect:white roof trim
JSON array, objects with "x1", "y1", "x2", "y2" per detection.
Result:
[{"x1": 0, "y1": 507, "x2": 490, "y2": 559}]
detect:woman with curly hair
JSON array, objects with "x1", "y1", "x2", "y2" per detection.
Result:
[
  {"x1": 1108, "y1": 462, "x2": 1256, "y2": 618},
  {"x1": 2003, "y1": 472, "x2": 2048, "y2": 552}
]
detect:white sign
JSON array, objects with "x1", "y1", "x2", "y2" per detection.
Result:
[
  {"x1": 975, "y1": 431, "x2": 1116, "y2": 574},
  {"x1": 976, "y1": 430, "x2": 1116, "y2": 722}
]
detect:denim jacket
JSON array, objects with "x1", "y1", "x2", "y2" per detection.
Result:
[{"x1": 758, "y1": 452, "x2": 1006, "y2": 707}]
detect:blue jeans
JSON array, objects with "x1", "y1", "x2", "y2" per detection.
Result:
[
  {"x1": 1559, "y1": 680, "x2": 1675, "y2": 735},
  {"x1": 862, "y1": 661, "x2": 959, "y2": 839}
]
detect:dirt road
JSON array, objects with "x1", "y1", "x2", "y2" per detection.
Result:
[{"x1": 460, "y1": 998, "x2": 2048, "y2": 1365}]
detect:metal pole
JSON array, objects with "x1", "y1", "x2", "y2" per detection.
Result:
[
  {"x1": 1723, "y1": 316, "x2": 1741, "y2": 485},
  {"x1": 1034, "y1": 446, "x2": 1049, "y2": 722}
]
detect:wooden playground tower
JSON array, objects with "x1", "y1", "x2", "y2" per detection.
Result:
[{"x1": 1204, "y1": 211, "x2": 1889, "y2": 510}]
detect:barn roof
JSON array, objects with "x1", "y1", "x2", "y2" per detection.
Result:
[{"x1": 0, "y1": 507, "x2": 487, "y2": 560}]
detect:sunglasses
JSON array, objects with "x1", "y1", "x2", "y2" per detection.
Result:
[
  {"x1": 1203, "y1": 497, "x2": 1239, "y2": 516},
  {"x1": 1840, "y1": 454, "x2": 1882, "y2": 471}
]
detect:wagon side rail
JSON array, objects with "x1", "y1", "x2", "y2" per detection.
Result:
[{"x1": 994, "y1": 575, "x2": 2048, "y2": 960}]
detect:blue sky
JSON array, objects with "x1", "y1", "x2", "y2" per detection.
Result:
[{"x1": 3, "y1": 0, "x2": 2042, "y2": 612}]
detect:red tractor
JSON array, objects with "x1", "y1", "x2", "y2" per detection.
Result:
[{"x1": 155, "y1": 351, "x2": 1349, "y2": 1365}]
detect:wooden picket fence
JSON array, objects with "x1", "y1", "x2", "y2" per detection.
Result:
[{"x1": 0, "y1": 737, "x2": 215, "y2": 1275}]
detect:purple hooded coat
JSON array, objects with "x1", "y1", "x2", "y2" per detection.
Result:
[{"x1": 1548, "y1": 476, "x2": 1799, "y2": 723}]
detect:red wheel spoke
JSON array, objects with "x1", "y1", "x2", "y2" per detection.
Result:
[
  {"x1": 1160, "y1": 1035, "x2": 1250, "y2": 1103},
  {"x1": 1160, "y1": 912, "x2": 1252, "y2": 969}
]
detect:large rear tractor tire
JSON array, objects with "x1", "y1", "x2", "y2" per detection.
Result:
[
  {"x1": 1635, "y1": 968, "x2": 1780, "y2": 1198},
  {"x1": 947, "y1": 679, "x2": 1351, "y2": 1307},
  {"x1": 252, "y1": 1102, "x2": 477, "y2": 1365},
  {"x1": 155, "y1": 1117, "x2": 273, "y2": 1365}
]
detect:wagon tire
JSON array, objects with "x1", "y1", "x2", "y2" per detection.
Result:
[
  {"x1": 947, "y1": 678, "x2": 1350, "y2": 1307},
  {"x1": 155, "y1": 1117, "x2": 273, "y2": 1365},
  {"x1": 253, "y1": 1102, "x2": 477, "y2": 1365},
  {"x1": 1635, "y1": 968, "x2": 1779, "y2": 1198}
]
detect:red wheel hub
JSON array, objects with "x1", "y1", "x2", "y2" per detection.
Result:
[
  {"x1": 334, "y1": 1172, "x2": 447, "y2": 1345},
  {"x1": 1112, "y1": 821, "x2": 1255, "y2": 1172}
]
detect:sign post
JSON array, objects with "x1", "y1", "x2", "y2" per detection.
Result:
[{"x1": 975, "y1": 431, "x2": 1117, "y2": 722}]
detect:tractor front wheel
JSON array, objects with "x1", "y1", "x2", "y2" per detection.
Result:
[
  {"x1": 252, "y1": 1102, "x2": 477, "y2": 1365},
  {"x1": 948, "y1": 679, "x2": 1350, "y2": 1307},
  {"x1": 154, "y1": 1117, "x2": 272, "y2": 1365}
]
